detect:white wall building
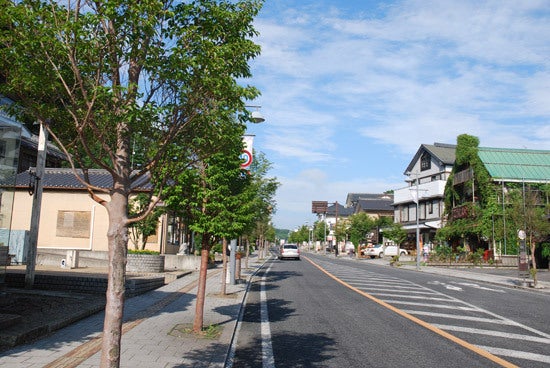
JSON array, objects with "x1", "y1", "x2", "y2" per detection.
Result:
[{"x1": 392, "y1": 143, "x2": 456, "y2": 252}]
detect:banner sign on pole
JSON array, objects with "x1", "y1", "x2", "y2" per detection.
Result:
[{"x1": 240, "y1": 134, "x2": 254, "y2": 169}]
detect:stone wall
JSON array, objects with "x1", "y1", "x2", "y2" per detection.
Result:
[
  {"x1": 126, "y1": 254, "x2": 165, "y2": 273},
  {"x1": 4, "y1": 272, "x2": 164, "y2": 297}
]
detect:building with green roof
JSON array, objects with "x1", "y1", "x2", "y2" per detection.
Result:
[
  {"x1": 478, "y1": 147, "x2": 550, "y2": 184},
  {"x1": 442, "y1": 135, "x2": 550, "y2": 269}
]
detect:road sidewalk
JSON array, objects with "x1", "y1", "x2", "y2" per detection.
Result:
[
  {"x1": 0, "y1": 260, "x2": 263, "y2": 368},
  {"x1": 1, "y1": 253, "x2": 548, "y2": 367}
]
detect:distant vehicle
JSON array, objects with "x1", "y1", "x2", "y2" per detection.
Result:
[
  {"x1": 344, "y1": 241, "x2": 355, "y2": 254},
  {"x1": 363, "y1": 244, "x2": 407, "y2": 259},
  {"x1": 278, "y1": 243, "x2": 300, "y2": 260}
]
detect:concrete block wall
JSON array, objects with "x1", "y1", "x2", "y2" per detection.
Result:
[
  {"x1": 4, "y1": 272, "x2": 164, "y2": 296},
  {"x1": 126, "y1": 254, "x2": 165, "y2": 273}
]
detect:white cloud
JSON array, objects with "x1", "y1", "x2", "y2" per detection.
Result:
[{"x1": 252, "y1": 0, "x2": 550, "y2": 230}]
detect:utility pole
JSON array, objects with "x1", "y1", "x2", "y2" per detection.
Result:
[{"x1": 25, "y1": 119, "x2": 48, "y2": 289}]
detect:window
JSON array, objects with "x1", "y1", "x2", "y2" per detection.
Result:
[
  {"x1": 428, "y1": 201, "x2": 434, "y2": 214},
  {"x1": 420, "y1": 152, "x2": 431, "y2": 171},
  {"x1": 400, "y1": 207, "x2": 408, "y2": 222}
]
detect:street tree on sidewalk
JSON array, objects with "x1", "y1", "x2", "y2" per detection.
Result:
[
  {"x1": 347, "y1": 212, "x2": 375, "y2": 251},
  {"x1": 161, "y1": 116, "x2": 256, "y2": 333},
  {"x1": 245, "y1": 151, "x2": 279, "y2": 259},
  {"x1": 0, "y1": 0, "x2": 263, "y2": 366}
]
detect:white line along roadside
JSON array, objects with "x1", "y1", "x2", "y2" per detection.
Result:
[{"x1": 261, "y1": 262, "x2": 275, "y2": 368}]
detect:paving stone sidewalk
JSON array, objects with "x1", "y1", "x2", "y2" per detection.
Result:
[{"x1": 0, "y1": 262, "x2": 261, "y2": 368}]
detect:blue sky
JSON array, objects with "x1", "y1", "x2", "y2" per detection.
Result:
[{"x1": 244, "y1": 0, "x2": 550, "y2": 231}]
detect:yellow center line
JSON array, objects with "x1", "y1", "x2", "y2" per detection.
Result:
[{"x1": 304, "y1": 256, "x2": 518, "y2": 368}]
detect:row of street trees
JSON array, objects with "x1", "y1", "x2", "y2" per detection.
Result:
[
  {"x1": 0, "y1": 0, "x2": 271, "y2": 367},
  {"x1": 290, "y1": 213, "x2": 402, "y2": 251}
]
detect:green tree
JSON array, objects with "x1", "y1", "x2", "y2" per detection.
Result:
[
  {"x1": 245, "y1": 151, "x2": 279, "y2": 259},
  {"x1": 161, "y1": 116, "x2": 256, "y2": 332},
  {"x1": 507, "y1": 185, "x2": 550, "y2": 274},
  {"x1": 382, "y1": 222, "x2": 407, "y2": 246},
  {"x1": 441, "y1": 134, "x2": 494, "y2": 251},
  {"x1": 347, "y1": 213, "x2": 376, "y2": 250},
  {"x1": 289, "y1": 225, "x2": 310, "y2": 244},
  {"x1": 128, "y1": 194, "x2": 164, "y2": 250},
  {"x1": 0, "y1": 1, "x2": 262, "y2": 365},
  {"x1": 313, "y1": 220, "x2": 328, "y2": 246}
]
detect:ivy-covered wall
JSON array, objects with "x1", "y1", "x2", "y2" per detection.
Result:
[
  {"x1": 438, "y1": 134, "x2": 550, "y2": 258},
  {"x1": 439, "y1": 135, "x2": 511, "y2": 253}
]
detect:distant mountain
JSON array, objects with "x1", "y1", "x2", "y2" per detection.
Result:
[{"x1": 275, "y1": 228, "x2": 290, "y2": 240}]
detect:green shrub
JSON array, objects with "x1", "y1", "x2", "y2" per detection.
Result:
[{"x1": 128, "y1": 249, "x2": 160, "y2": 255}]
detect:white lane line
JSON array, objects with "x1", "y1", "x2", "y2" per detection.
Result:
[
  {"x1": 477, "y1": 345, "x2": 550, "y2": 364},
  {"x1": 261, "y1": 263, "x2": 275, "y2": 368},
  {"x1": 432, "y1": 324, "x2": 550, "y2": 344},
  {"x1": 383, "y1": 300, "x2": 479, "y2": 311},
  {"x1": 401, "y1": 310, "x2": 517, "y2": 325},
  {"x1": 357, "y1": 286, "x2": 442, "y2": 295},
  {"x1": 351, "y1": 282, "x2": 425, "y2": 290},
  {"x1": 367, "y1": 293, "x2": 453, "y2": 301}
]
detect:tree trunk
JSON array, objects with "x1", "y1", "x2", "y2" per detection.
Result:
[
  {"x1": 100, "y1": 192, "x2": 129, "y2": 368},
  {"x1": 193, "y1": 236, "x2": 210, "y2": 333}
]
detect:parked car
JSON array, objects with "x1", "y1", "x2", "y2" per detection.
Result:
[
  {"x1": 363, "y1": 244, "x2": 408, "y2": 258},
  {"x1": 278, "y1": 243, "x2": 300, "y2": 260}
]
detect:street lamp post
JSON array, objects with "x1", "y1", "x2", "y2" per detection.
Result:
[
  {"x1": 415, "y1": 181, "x2": 421, "y2": 270},
  {"x1": 407, "y1": 172, "x2": 427, "y2": 271},
  {"x1": 228, "y1": 104, "x2": 265, "y2": 286}
]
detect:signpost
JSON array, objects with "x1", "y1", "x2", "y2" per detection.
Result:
[{"x1": 518, "y1": 230, "x2": 529, "y2": 283}]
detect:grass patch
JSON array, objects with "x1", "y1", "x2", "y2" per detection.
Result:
[{"x1": 169, "y1": 323, "x2": 222, "y2": 340}]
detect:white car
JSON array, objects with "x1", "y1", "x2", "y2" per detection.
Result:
[
  {"x1": 278, "y1": 243, "x2": 300, "y2": 260},
  {"x1": 364, "y1": 244, "x2": 408, "y2": 259}
]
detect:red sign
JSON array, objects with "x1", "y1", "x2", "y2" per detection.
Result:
[{"x1": 240, "y1": 149, "x2": 253, "y2": 168}]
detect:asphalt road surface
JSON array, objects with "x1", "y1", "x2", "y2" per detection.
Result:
[{"x1": 231, "y1": 253, "x2": 550, "y2": 368}]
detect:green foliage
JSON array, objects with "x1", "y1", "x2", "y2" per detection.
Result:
[
  {"x1": 542, "y1": 243, "x2": 550, "y2": 260},
  {"x1": 347, "y1": 213, "x2": 375, "y2": 248},
  {"x1": 289, "y1": 225, "x2": 310, "y2": 244},
  {"x1": 467, "y1": 248, "x2": 485, "y2": 265},
  {"x1": 441, "y1": 134, "x2": 506, "y2": 249},
  {"x1": 432, "y1": 245, "x2": 453, "y2": 263},
  {"x1": 128, "y1": 193, "x2": 164, "y2": 250},
  {"x1": 127, "y1": 249, "x2": 160, "y2": 255},
  {"x1": 381, "y1": 222, "x2": 407, "y2": 246}
]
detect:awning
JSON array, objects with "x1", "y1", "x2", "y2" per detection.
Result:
[
  {"x1": 401, "y1": 224, "x2": 430, "y2": 230},
  {"x1": 425, "y1": 220, "x2": 442, "y2": 229}
]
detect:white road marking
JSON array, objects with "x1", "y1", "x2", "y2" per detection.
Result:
[
  {"x1": 401, "y1": 310, "x2": 518, "y2": 325},
  {"x1": 261, "y1": 263, "x2": 275, "y2": 368},
  {"x1": 383, "y1": 300, "x2": 479, "y2": 311},
  {"x1": 453, "y1": 282, "x2": 506, "y2": 293},
  {"x1": 433, "y1": 324, "x2": 550, "y2": 344},
  {"x1": 428, "y1": 280, "x2": 463, "y2": 291},
  {"x1": 477, "y1": 345, "x2": 550, "y2": 364}
]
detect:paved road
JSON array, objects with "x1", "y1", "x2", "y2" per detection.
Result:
[{"x1": 232, "y1": 254, "x2": 550, "y2": 367}]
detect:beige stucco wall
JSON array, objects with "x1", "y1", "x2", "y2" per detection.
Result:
[{"x1": 12, "y1": 189, "x2": 111, "y2": 251}]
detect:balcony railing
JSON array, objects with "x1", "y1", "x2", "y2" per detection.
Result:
[{"x1": 393, "y1": 180, "x2": 447, "y2": 205}]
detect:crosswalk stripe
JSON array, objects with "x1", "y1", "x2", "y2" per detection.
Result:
[
  {"x1": 402, "y1": 310, "x2": 516, "y2": 325},
  {"x1": 368, "y1": 292, "x2": 452, "y2": 301},
  {"x1": 477, "y1": 345, "x2": 550, "y2": 364},
  {"x1": 433, "y1": 324, "x2": 550, "y2": 344},
  {"x1": 382, "y1": 300, "x2": 479, "y2": 311}
]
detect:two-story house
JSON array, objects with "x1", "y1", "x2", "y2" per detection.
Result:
[{"x1": 392, "y1": 143, "x2": 456, "y2": 252}]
